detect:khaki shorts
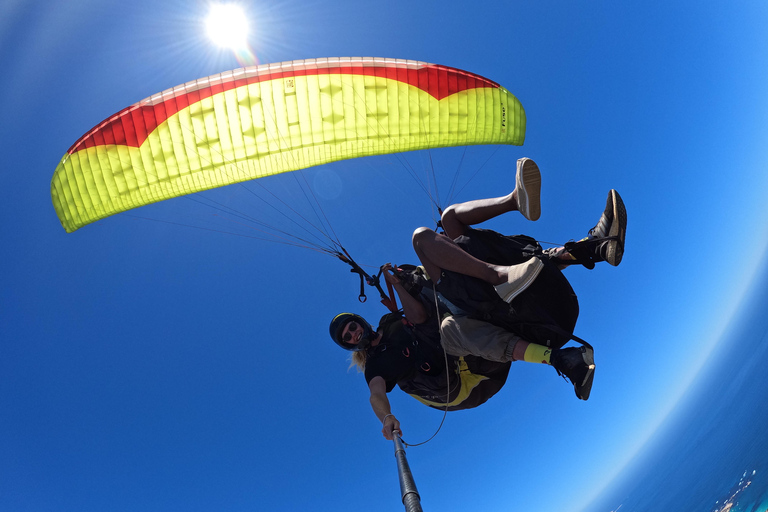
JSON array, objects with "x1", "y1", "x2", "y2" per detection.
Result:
[{"x1": 440, "y1": 316, "x2": 522, "y2": 363}]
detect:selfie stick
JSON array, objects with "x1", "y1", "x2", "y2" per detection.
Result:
[{"x1": 393, "y1": 431, "x2": 423, "y2": 512}]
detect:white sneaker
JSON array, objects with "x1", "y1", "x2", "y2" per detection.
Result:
[
  {"x1": 515, "y1": 158, "x2": 541, "y2": 221},
  {"x1": 494, "y1": 257, "x2": 544, "y2": 303}
]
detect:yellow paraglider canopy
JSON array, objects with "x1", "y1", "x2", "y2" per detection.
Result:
[{"x1": 51, "y1": 57, "x2": 525, "y2": 233}]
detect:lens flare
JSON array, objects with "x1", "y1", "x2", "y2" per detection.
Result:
[{"x1": 205, "y1": 3, "x2": 249, "y2": 49}]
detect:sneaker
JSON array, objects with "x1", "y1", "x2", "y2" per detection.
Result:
[
  {"x1": 551, "y1": 346, "x2": 595, "y2": 400},
  {"x1": 515, "y1": 158, "x2": 541, "y2": 221},
  {"x1": 562, "y1": 189, "x2": 627, "y2": 269},
  {"x1": 588, "y1": 189, "x2": 626, "y2": 266},
  {"x1": 494, "y1": 257, "x2": 544, "y2": 303}
]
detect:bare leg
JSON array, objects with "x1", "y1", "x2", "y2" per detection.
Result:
[
  {"x1": 412, "y1": 227, "x2": 508, "y2": 285},
  {"x1": 441, "y1": 193, "x2": 519, "y2": 239},
  {"x1": 512, "y1": 340, "x2": 531, "y2": 361},
  {"x1": 441, "y1": 158, "x2": 541, "y2": 239},
  {"x1": 441, "y1": 157, "x2": 541, "y2": 239}
]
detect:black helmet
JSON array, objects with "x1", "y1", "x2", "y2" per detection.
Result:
[{"x1": 329, "y1": 313, "x2": 375, "y2": 351}]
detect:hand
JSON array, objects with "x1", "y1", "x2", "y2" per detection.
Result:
[
  {"x1": 382, "y1": 263, "x2": 402, "y2": 286},
  {"x1": 382, "y1": 414, "x2": 401, "y2": 440}
]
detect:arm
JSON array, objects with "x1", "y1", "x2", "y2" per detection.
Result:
[
  {"x1": 382, "y1": 263, "x2": 428, "y2": 324},
  {"x1": 368, "y1": 375, "x2": 401, "y2": 440}
]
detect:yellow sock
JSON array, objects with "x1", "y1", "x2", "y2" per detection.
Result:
[{"x1": 523, "y1": 343, "x2": 552, "y2": 365}]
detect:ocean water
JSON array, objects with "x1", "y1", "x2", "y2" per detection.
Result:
[
  {"x1": 586, "y1": 264, "x2": 768, "y2": 512},
  {"x1": 710, "y1": 468, "x2": 768, "y2": 512}
]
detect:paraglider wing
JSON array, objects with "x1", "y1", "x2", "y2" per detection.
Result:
[{"x1": 51, "y1": 57, "x2": 526, "y2": 233}]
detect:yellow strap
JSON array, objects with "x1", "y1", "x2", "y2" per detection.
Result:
[{"x1": 408, "y1": 358, "x2": 488, "y2": 408}]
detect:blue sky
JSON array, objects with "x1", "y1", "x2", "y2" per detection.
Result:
[{"x1": 2, "y1": 2, "x2": 768, "y2": 511}]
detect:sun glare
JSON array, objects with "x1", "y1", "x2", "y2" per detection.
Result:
[{"x1": 205, "y1": 3, "x2": 249, "y2": 49}]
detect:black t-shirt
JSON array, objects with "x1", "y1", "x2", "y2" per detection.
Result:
[
  {"x1": 364, "y1": 313, "x2": 444, "y2": 392},
  {"x1": 362, "y1": 311, "x2": 512, "y2": 411}
]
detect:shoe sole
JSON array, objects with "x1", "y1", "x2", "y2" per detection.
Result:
[
  {"x1": 576, "y1": 365, "x2": 595, "y2": 400},
  {"x1": 606, "y1": 190, "x2": 627, "y2": 266},
  {"x1": 576, "y1": 346, "x2": 595, "y2": 400},
  {"x1": 516, "y1": 158, "x2": 541, "y2": 221}
]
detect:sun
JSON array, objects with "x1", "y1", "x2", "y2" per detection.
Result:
[{"x1": 205, "y1": 3, "x2": 249, "y2": 49}]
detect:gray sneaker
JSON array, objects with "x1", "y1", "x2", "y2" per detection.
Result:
[
  {"x1": 551, "y1": 346, "x2": 595, "y2": 400},
  {"x1": 588, "y1": 189, "x2": 627, "y2": 266},
  {"x1": 563, "y1": 189, "x2": 627, "y2": 269}
]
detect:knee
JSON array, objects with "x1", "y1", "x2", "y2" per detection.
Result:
[
  {"x1": 412, "y1": 226, "x2": 435, "y2": 247},
  {"x1": 440, "y1": 204, "x2": 467, "y2": 239},
  {"x1": 441, "y1": 204, "x2": 458, "y2": 225}
]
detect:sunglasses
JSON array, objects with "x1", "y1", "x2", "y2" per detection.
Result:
[{"x1": 342, "y1": 321, "x2": 359, "y2": 343}]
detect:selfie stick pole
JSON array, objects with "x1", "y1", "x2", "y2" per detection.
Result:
[{"x1": 393, "y1": 432, "x2": 423, "y2": 512}]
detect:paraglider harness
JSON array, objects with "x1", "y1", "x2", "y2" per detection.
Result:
[
  {"x1": 337, "y1": 230, "x2": 593, "y2": 352},
  {"x1": 436, "y1": 229, "x2": 593, "y2": 351}
]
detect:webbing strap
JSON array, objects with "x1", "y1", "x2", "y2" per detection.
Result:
[
  {"x1": 381, "y1": 275, "x2": 399, "y2": 313},
  {"x1": 336, "y1": 249, "x2": 399, "y2": 312}
]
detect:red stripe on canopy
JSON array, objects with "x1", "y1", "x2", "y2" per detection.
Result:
[{"x1": 67, "y1": 62, "x2": 500, "y2": 154}]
